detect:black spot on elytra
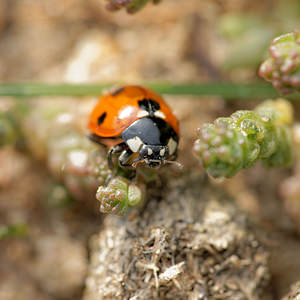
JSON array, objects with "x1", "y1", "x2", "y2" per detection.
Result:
[
  {"x1": 97, "y1": 112, "x2": 107, "y2": 126},
  {"x1": 138, "y1": 99, "x2": 160, "y2": 117},
  {"x1": 111, "y1": 87, "x2": 125, "y2": 96}
]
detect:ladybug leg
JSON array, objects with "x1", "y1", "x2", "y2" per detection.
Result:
[
  {"x1": 88, "y1": 133, "x2": 107, "y2": 146},
  {"x1": 119, "y1": 149, "x2": 134, "y2": 167},
  {"x1": 105, "y1": 147, "x2": 122, "y2": 186},
  {"x1": 107, "y1": 143, "x2": 127, "y2": 170}
]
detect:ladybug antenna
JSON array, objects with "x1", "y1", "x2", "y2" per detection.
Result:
[{"x1": 132, "y1": 159, "x2": 146, "y2": 168}]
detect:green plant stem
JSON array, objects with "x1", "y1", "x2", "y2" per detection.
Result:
[{"x1": 0, "y1": 82, "x2": 299, "y2": 100}]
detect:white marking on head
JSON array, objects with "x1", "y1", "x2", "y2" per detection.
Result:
[
  {"x1": 147, "y1": 148, "x2": 153, "y2": 155},
  {"x1": 160, "y1": 148, "x2": 165, "y2": 156},
  {"x1": 154, "y1": 111, "x2": 166, "y2": 119},
  {"x1": 127, "y1": 136, "x2": 144, "y2": 152},
  {"x1": 137, "y1": 110, "x2": 149, "y2": 118},
  {"x1": 167, "y1": 138, "x2": 177, "y2": 155}
]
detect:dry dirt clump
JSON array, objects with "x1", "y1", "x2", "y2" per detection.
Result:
[
  {"x1": 281, "y1": 281, "x2": 300, "y2": 300},
  {"x1": 84, "y1": 175, "x2": 270, "y2": 300}
]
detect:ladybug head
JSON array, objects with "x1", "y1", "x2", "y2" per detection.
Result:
[
  {"x1": 122, "y1": 117, "x2": 179, "y2": 169},
  {"x1": 139, "y1": 144, "x2": 169, "y2": 168}
]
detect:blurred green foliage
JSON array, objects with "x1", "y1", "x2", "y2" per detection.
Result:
[{"x1": 0, "y1": 223, "x2": 28, "y2": 240}]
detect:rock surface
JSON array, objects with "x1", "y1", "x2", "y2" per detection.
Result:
[{"x1": 84, "y1": 175, "x2": 270, "y2": 300}]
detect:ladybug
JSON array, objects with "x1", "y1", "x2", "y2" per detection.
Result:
[{"x1": 88, "y1": 85, "x2": 179, "y2": 169}]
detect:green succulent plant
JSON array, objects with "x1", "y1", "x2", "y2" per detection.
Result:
[
  {"x1": 96, "y1": 176, "x2": 143, "y2": 216},
  {"x1": 259, "y1": 30, "x2": 300, "y2": 94},
  {"x1": 193, "y1": 99, "x2": 293, "y2": 178}
]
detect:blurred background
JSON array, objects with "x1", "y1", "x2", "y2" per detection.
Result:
[
  {"x1": 0, "y1": 0, "x2": 300, "y2": 83},
  {"x1": 1, "y1": 0, "x2": 300, "y2": 299}
]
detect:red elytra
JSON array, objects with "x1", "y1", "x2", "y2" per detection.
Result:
[{"x1": 88, "y1": 85, "x2": 179, "y2": 144}]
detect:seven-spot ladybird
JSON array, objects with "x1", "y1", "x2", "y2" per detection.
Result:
[{"x1": 88, "y1": 85, "x2": 179, "y2": 169}]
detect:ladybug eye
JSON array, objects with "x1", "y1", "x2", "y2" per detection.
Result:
[{"x1": 160, "y1": 148, "x2": 165, "y2": 156}]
